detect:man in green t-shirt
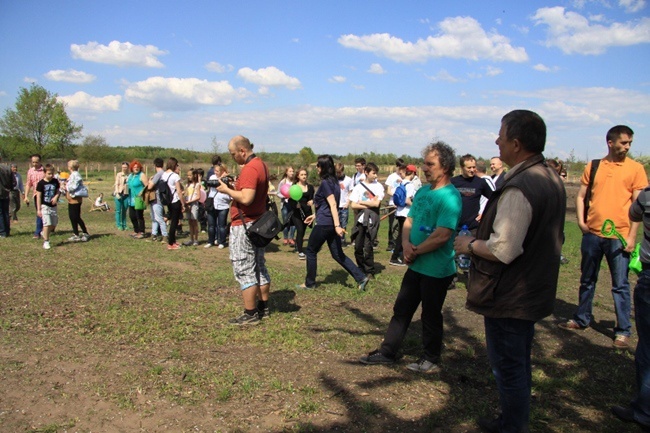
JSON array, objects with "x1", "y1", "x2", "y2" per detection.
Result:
[{"x1": 359, "y1": 141, "x2": 461, "y2": 373}]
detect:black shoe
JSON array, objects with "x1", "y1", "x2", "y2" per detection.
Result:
[
  {"x1": 229, "y1": 312, "x2": 260, "y2": 326},
  {"x1": 359, "y1": 350, "x2": 395, "y2": 365},
  {"x1": 358, "y1": 276, "x2": 370, "y2": 291},
  {"x1": 389, "y1": 258, "x2": 406, "y2": 267},
  {"x1": 477, "y1": 416, "x2": 500, "y2": 433}
]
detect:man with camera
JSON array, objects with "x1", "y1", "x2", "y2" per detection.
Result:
[{"x1": 216, "y1": 135, "x2": 271, "y2": 326}]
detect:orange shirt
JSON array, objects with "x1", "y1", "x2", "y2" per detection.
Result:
[{"x1": 582, "y1": 157, "x2": 647, "y2": 238}]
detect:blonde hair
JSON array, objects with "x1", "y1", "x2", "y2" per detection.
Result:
[{"x1": 68, "y1": 160, "x2": 80, "y2": 170}]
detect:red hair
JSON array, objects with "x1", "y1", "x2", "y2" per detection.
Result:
[{"x1": 129, "y1": 160, "x2": 143, "y2": 172}]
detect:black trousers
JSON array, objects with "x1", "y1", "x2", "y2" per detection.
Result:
[
  {"x1": 167, "y1": 201, "x2": 182, "y2": 245},
  {"x1": 380, "y1": 268, "x2": 454, "y2": 362},
  {"x1": 129, "y1": 206, "x2": 145, "y2": 234},
  {"x1": 67, "y1": 202, "x2": 88, "y2": 236}
]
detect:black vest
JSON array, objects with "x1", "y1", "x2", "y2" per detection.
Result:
[{"x1": 466, "y1": 154, "x2": 566, "y2": 321}]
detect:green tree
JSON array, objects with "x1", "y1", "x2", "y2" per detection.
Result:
[
  {"x1": 77, "y1": 134, "x2": 113, "y2": 162},
  {"x1": 298, "y1": 146, "x2": 316, "y2": 167},
  {"x1": 0, "y1": 84, "x2": 82, "y2": 158}
]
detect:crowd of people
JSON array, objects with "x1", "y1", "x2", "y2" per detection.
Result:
[{"x1": 0, "y1": 111, "x2": 648, "y2": 432}]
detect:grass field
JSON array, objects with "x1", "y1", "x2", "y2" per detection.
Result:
[{"x1": 0, "y1": 173, "x2": 644, "y2": 432}]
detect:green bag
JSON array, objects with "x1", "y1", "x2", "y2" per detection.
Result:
[{"x1": 134, "y1": 196, "x2": 146, "y2": 210}]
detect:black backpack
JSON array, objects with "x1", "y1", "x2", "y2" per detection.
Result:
[{"x1": 157, "y1": 173, "x2": 173, "y2": 206}]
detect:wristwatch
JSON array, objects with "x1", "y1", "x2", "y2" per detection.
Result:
[{"x1": 467, "y1": 239, "x2": 476, "y2": 255}]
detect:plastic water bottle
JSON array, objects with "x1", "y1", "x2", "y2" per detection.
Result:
[
  {"x1": 457, "y1": 225, "x2": 472, "y2": 271},
  {"x1": 420, "y1": 225, "x2": 433, "y2": 235}
]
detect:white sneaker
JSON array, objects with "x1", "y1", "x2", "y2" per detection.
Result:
[
  {"x1": 43, "y1": 241, "x2": 51, "y2": 250},
  {"x1": 81, "y1": 233, "x2": 89, "y2": 242},
  {"x1": 218, "y1": 244, "x2": 225, "y2": 249},
  {"x1": 68, "y1": 235, "x2": 80, "y2": 242},
  {"x1": 204, "y1": 243, "x2": 213, "y2": 248}
]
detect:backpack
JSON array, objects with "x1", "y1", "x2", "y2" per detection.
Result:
[
  {"x1": 157, "y1": 173, "x2": 173, "y2": 206},
  {"x1": 393, "y1": 181, "x2": 410, "y2": 207}
]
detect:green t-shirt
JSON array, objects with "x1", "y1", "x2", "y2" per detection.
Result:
[{"x1": 407, "y1": 183, "x2": 461, "y2": 278}]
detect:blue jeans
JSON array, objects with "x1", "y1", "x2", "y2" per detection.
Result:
[
  {"x1": 0, "y1": 198, "x2": 10, "y2": 236},
  {"x1": 32, "y1": 195, "x2": 42, "y2": 236},
  {"x1": 113, "y1": 195, "x2": 128, "y2": 230},
  {"x1": 150, "y1": 202, "x2": 168, "y2": 237},
  {"x1": 281, "y1": 202, "x2": 295, "y2": 240},
  {"x1": 206, "y1": 207, "x2": 229, "y2": 245},
  {"x1": 632, "y1": 267, "x2": 650, "y2": 427},
  {"x1": 485, "y1": 316, "x2": 535, "y2": 433},
  {"x1": 574, "y1": 233, "x2": 632, "y2": 336},
  {"x1": 304, "y1": 224, "x2": 366, "y2": 288}
]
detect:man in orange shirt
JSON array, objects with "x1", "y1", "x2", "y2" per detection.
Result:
[{"x1": 559, "y1": 125, "x2": 648, "y2": 348}]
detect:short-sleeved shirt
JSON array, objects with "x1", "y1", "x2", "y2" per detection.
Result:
[
  {"x1": 408, "y1": 183, "x2": 461, "y2": 278},
  {"x1": 349, "y1": 181, "x2": 385, "y2": 224},
  {"x1": 229, "y1": 157, "x2": 269, "y2": 226},
  {"x1": 36, "y1": 178, "x2": 60, "y2": 207},
  {"x1": 395, "y1": 181, "x2": 416, "y2": 218},
  {"x1": 27, "y1": 166, "x2": 45, "y2": 197},
  {"x1": 451, "y1": 175, "x2": 493, "y2": 231},
  {"x1": 337, "y1": 175, "x2": 353, "y2": 208},
  {"x1": 150, "y1": 170, "x2": 165, "y2": 203},
  {"x1": 165, "y1": 171, "x2": 181, "y2": 203},
  {"x1": 385, "y1": 171, "x2": 402, "y2": 206},
  {"x1": 314, "y1": 177, "x2": 340, "y2": 226},
  {"x1": 582, "y1": 157, "x2": 647, "y2": 238}
]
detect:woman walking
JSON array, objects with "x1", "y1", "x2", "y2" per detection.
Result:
[
  {"x1": 297, "y1": 155, "x2": 369, "y2": 291},
  {"x1": 65, "y1": 160, "x2": 90, "y2": 242}
]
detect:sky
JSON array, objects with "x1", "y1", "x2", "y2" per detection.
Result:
[{"x1": 1, "y1": 0, "x2": 649, "y2": 160}]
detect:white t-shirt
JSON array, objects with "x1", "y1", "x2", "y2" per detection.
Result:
[
  {"x1": 94, "y1": 197, "x2": 103, "y2": 207},
  {"x1": 352, "y1": 171, "x2": 366, "y2": 187},
  {"x1": 166, "y1": 171, "x2": 181, "y2": 203},
  {"x1": 349, "y1": 181, "x2": 385, "y2": 224},
  {"x1": 385, "y1": 171, "x2": 402, "y2": 206},
  {"x1": 208, "y1": 174, "x2": 232, "y2": 210},
  {"x1": 337, "y1": 175, "x2": 353, "y2": 208},
  {"x1": 395, "y1": 181, "x2": 416, "y2": 217}
]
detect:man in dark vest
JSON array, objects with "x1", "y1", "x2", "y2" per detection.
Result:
[{"x1": 454, "y1": 110, "x2": 566, "y2": 433}]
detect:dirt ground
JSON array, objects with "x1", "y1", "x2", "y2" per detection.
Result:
[{"x1": 0, "y1": 182, "x2": 643, "y2": 433}]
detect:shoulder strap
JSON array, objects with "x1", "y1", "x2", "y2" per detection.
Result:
[
  {"x1": 359, "y1": 182, "x2": 375, "y2": 198},
  {"x1": 583, "y1": 159, "x2": 601, "y2": 223}
]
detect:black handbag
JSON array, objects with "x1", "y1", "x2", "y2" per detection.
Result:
[{"x1": 240, "y1": 205, "x2": 284, "y2": 247}]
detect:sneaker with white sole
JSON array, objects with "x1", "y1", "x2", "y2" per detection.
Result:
[
  {"x1": 298, "y1": 252, "x2": 306, "y2": 260},
  {"x1": 43, "y1": 241, "x2": 51, "y2": 250},
  {"x1": 229, "y1": 312, "x2": 260, "y2": 326},
  {"x1": 218, "y1": 244, "x2": 225, "y2": 249},
  {"x1": 406, "y1": 358, "x2": 441, "y2": 374},
  {"x1": 204, "y1": 243, "x2": 213, "y2": 248},
  {"x1": 81, "y1": 233, "x2": 89, "y2": 242},
  {"x1": 68, "y1": 235, "x2": 81, "y2": 242}
]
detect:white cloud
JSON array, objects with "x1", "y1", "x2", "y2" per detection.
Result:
[
  {"x1": 427, "y1": 70, "x2": 462, "y2": 82},
  {"x1": 368, "y1": 63, "x2": 386, "y2": 74},
  {"x1": 485, "y1": 66, "x2": 503, "y2": 76},
  {"x1": 124, "y1": 76, "x2": 251, "y2": 110},
  {"x1": 44, "y1": 69, "x2": 95, "y2": 83},
  {"x1": 620, "y1": 0, "x2": 646, "y2": 12},
  {"x1": 532, "y1": 7, "x2": 650, "y2": 54},
  {"x1": 237, "y1": 66, "x2": 301, "y2": 90},
  {"x1": 70, "y1": 40, "x2": 167, "y2": 67},
  {"x1": 58, "y1": 91, "x2": 121, "y2": 111},
  {"x1": 205, "y1": 61, "x2": 233, "y2": 73},
  {"x1": 23, "y1": 77, "x2": 38, "y2": 83},
  {"x1": 533, "y1": 63, "x2": 560, "y2": 72},
  {"x1": 329, "y1": 76, "x2": 346, "y2": 83},
  {"x1": 338, "y1": 16, "x2": 528, "y2": 63}
]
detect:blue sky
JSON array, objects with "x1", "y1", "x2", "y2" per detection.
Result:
[{"x1": 1, "y1": 0, "x2": 649, "y2": 160}]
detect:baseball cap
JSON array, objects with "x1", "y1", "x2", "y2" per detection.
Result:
[{"x1": 406, "y1": 164, "x2": 417, "y2": 172}]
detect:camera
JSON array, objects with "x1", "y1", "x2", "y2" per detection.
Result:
[{"x1": 205, "y1": 178, "x2": 221, "y2": 188}]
